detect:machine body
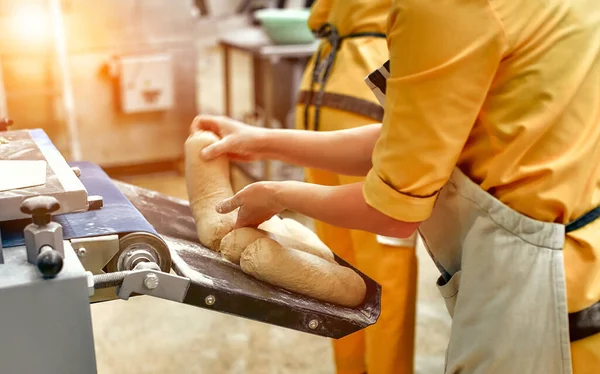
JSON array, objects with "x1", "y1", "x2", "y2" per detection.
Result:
[{"x1": 0, "y1": 240, "x2": 97, "y2": 373}]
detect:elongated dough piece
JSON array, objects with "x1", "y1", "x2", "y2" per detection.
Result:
[
  {"x1": 240, "y1": 238, "x2": 366, "y2": 307},
  {"x1": 281, "y1": 218, "x2": 333, "y2": 260},
  {"x1": 185, "y1": 131, "x2": 236, "y2": 250},
  {"x1": 220, "y1": 227, "x2": 336, "y2": 264},
  {"x1": 257, "y1": 215, "x2": 289, "y2": 237}
]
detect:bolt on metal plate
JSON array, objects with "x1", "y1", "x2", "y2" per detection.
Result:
[
  {"x1": 205, "y1": 295, "x2": 216, "y2": 305},
  {"x1": 143, "y1": 273, "x2": 160, "y2": 290},
  {"x1": 308, "y1": 319, "x2": 319, "y2": 330}
]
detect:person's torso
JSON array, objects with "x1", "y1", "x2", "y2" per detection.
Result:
[
  {"x1": 457, "y1": 0, "x2": 600, "y2": 312},
  {"x1": 298, "y1": 0, "x2": 391, "y2": 106},
  {"x1": 460, "y1": 0, "x2": 600, "y2": 225}
]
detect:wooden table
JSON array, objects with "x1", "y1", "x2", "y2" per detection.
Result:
[{"x1": 219, "y1": 27, "x2": 318, "y2": 181}]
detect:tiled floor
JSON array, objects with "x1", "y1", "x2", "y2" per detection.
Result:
[{"x1": 90, "y1": 170, "x2": 450, "y2": 374}]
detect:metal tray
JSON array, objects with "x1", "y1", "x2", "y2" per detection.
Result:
[{"x1": 114, "y1": 180, "x2": 381, "y2": 339}]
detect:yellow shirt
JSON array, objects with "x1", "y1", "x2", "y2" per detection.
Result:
[
  {"x1": 297, "y1": 0, "x2": 391, "y2": 110},
  {"x1": 363, "y1": 0, "x2": 600, "y2": 317}
]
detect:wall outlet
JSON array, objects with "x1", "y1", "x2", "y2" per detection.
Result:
[{"x1": 118, "y1": 54, "x2": 174, "y2": 114}]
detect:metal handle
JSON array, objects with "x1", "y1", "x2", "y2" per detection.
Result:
[
  {"x1": 20, "y1": 196, "x2": 60, "y2": 226},
  {"x1": 37, "y1": 245, "x2": 63, "y2": 279}
]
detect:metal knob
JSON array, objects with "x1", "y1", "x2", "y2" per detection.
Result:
[
  {"x1": 20, "y1": 196, "x2": 61, "y2": 226},
  {"x1": 37, "y1": 245, "x2": 63, "y2": 279}
]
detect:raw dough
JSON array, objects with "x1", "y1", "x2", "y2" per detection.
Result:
[
  {"x1": 240, "y1": 238, "x2": 366, "y2": 307},
  {"x1": 281, "y1": 218, "x2": 333, "y2": 260},
  {"x1": 185, "y1": 131, "x2": 236, "y2": 250},
  {"x1": 220, "y1": 227, "x2": 336, "y2": 264},
  {"x1": 257, "y1": 215, "x2": 289, "y2": 236}
]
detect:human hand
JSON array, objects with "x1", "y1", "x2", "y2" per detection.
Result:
[
  {"x1": 216, "y1": 181, "x2": 284, "y2": 228},
  {"x1": 190, "y1": 114, "x2": 268, "y2": 162}
]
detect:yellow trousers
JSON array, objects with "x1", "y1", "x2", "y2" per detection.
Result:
[{"x1": 297, "y1": 106, "x2": 418, "y2": 374}]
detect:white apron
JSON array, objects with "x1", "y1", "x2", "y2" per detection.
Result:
[{"x1": 419, "y1": 168, "x2": 572, "y2": 374}]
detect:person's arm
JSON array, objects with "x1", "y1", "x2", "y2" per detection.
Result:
[
  {"x1": 216, "y1": 180, "x2": 420, "y2": 237},
  {"x1": 260, "y1": 124, "x2": 380, "y2": 176},
  {"x1": 215, "y1": 0, "x2": 510, "y2": 233},
  {"x1": 362, "y1": 0, "x2": 509, "y2": 223},
  {"x1": 276, "y1": 181, "x2": 419, "y2": 237},
  {"x1": 194, "y1": 115, "x2": 381, "y2": 177}
]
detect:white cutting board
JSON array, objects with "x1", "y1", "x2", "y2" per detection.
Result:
[{"x1": 0, "y1": 160, "x2": 47, "y2": 192}]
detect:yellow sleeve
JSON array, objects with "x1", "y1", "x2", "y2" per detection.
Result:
[{"x1": 363, "y1": 0, "x2": 509, "y2": 222}]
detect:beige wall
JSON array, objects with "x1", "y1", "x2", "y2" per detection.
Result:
[
  {"x1": 0, "y1": 0, "x2": 302, "y2": 167},
  {"x1": 0, "y1": 0, "x2": 200, "y2": 166}
]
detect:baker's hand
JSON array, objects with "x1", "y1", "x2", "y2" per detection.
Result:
[
  {"x1": 216, "y1": 182, "x2": 284, "y2": 228},
  {"x1": 190, "y1": 114, "x2": 268, "y2": 162}
]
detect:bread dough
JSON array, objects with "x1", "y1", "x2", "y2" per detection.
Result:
[
  {"x1": 240, "y1": 238, "x2": 366, "y2": 307},
  {"x1": 185, "y1": 131, "x2": 236, "y2": 250},
  {"x1": 257, "y1": 215, "x2": 289, "y2": 236},
  {"x1": 281, "y1": 218, "x2": 333, "y2": 260},
  {"x1": 220, "y1": 227, "x2": 336, "y2": 264}
]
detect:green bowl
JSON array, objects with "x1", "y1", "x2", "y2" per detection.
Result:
[{"x1": 255, "y1": 8, "x2": 315, "y2": 45}]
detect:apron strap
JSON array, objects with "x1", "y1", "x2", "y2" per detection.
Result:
[
  {"x1": 565, "y1": 206, "x2": 600, "y2": 233},
  {"x1": 565, "y1": 205, "x2": 600, "y2": 341},
  {"x1": 569, "y1": 301, "x2": 600, "y2": 342},
  {"x1": 297, "y1": 91, "x2": 384, "y2": 121},
  {"x1": 364, "y1": 60, "x2": 391, "y2": 107},
  {"x1": 303, "y1": 23, "x2": 386, "y2": 131}
]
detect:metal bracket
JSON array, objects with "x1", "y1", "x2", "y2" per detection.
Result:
[
  {"x1": 71, "y1": 235, "x2": 120, "y2": 274},
  {"x1": 117, "y1": 269, "x2": 191, "y2": 303},
  {"x1": 71, "y1": 235, "x2": 120, "y2": 302}
]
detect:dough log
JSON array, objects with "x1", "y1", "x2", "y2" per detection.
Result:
[
  {"x1": 257, "y1": 215, "x2": 289, "y2": 237},
  {"x1": 185, "y1": 130, "x2": 237, "y2": 251},
  {"x1": 219, "y1": 226, "x2": 336, "y2": 264},
  {"x1": 240, "y1": 238, "x2": 367, "y2": 308},
  {"x1": 281, "y1": 218, "x2": 333, "y2": 260}
]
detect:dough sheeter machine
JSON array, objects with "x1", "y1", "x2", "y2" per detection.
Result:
[{"x1": 0, "y1": 127, "x2": 382, "y2": 374}]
